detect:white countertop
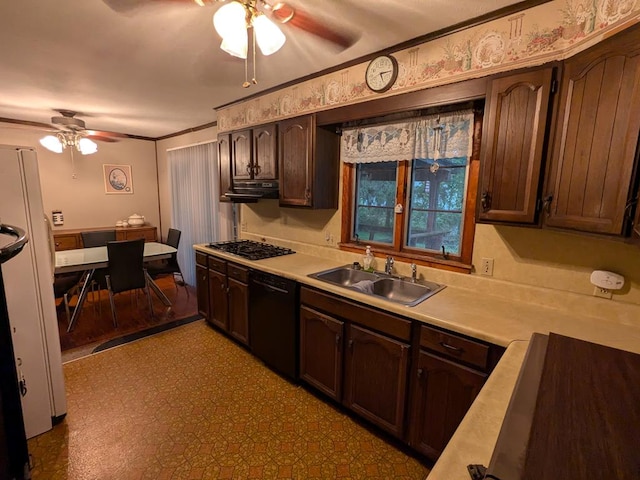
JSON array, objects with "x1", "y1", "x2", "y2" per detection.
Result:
[{"x1": 194, "y1": 244, "x2": 640, "y2": 478}]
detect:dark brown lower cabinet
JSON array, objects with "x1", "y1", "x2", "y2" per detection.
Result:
[
  {"x1": 227, "y1": 276, "x2": 249, "y2": 345},
  {"x1": 195, "y1": 262, "x2": 209, "y2": 321},
  {"x1": 344, "y1": 324, "x2": 410, "y2": 439},
  {"x1": 299, "y1": 306, "x2": 344, "y2": 402},
  {"x1": 409, "y1": 350, "x2": 486, "y2": 460},
  {"x1": 208, "y1": 268, "x2": 228, "y2": 331}
]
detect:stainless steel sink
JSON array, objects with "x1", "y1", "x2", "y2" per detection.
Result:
[
  {"x1": 308, "y1": 265, "x2": 445, "y2": 307},
  {"x1": 309, "y1": 267, "x2": 378, "y2": 286}
]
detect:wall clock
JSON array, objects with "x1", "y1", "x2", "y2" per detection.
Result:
[{"x1": 365, "y1": 54, "x2": 399, "y2": 93}]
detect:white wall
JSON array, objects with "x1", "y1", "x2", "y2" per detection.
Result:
[{"x1": 0, "y1": 127, "x2": 158, "y2": 232}]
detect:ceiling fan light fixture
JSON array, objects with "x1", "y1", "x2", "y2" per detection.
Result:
[
  {"x1": 78, "y1": 137, "x2": 98, "y2": 155},
  {"x1": 220, "y1": 30, "x2": 248, "y2": 59},
  {"x1": 213, "y1": 1, "x2": 247, "y2": 39},
  {"x1": 253, "y1": 13, "x2": 285, "y2": 56},
  {"x1": 39, "y1": 135, "x2": 64, "y2": 153}
]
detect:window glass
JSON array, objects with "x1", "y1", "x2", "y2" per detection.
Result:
[
  {"x1": 406, "y1": 158, "x2": 468, "y2": 255},
  {"x1": 353, "y1": 162, "x2": 397, "y2": 245}
]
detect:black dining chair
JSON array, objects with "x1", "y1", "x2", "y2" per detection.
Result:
[
  {"x1": 146, "y1": 228, "x2": 188, "y2": 296},
  {"x1": 80, "y1": 230, "x2": 116, "y2": 312},
  {"x1": 105, "y1": 238, "x2": 154, "y2": 328},
  {"x1": 53, "y1": 272, "x2": 83, "y2": 324}
]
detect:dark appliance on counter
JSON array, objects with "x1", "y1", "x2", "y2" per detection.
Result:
[
  {"x1": 223, "y1": 180, "x2": 279, "y2": 203},
  {"x1": 0, "y1": 224, "x2": 30, "y2": 480},
  {"x1": 249, "y1": 271, "x2": 299, "y2": 381},
  {"x1": 208, "y1": 240, "x2": 295, "y2": 261},
  {"x1": 479, "y1": 333, "x2": 640, "y2": 480}
]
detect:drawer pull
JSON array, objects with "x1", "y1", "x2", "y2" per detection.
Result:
[{"x1": 440, "y1": 341, "x2": 463, "y2": 354}]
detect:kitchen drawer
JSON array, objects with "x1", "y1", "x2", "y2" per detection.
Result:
[
  {"x1": 53, "y1": 233, "x2": 80, "y2": 251},
  {"x1": 227, "y1": 262, "x2": 249, "y2": 283},
  {"x1": 196, "y1": 252, "x2": 208, "y2": 267},
  {"x1": 208, "y1": 255, "x2": 227, "y2": 274},
  {"x1": 420, "y1": 325, "x2": 489, "y2": 370}
]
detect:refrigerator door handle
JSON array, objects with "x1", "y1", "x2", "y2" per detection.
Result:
[{"x1": 44, "y1": 215, "x2": 55, "y2": 282}]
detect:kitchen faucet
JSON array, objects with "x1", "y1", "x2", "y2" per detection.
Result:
[
  {"x1": 411, "y1": 263, "x2": 417, "y2": 282},
  {"x1": 385, "y1": 256, "x2": 394, "y2": 274}
]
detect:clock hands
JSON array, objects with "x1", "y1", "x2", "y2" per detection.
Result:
[{"x1": 378, "y1": 70, "x2": 392, "y2": 80}]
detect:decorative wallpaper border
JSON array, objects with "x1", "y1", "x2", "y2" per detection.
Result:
[{"x1": 217, "y1": 0, "x2": 640, "y2": 132}]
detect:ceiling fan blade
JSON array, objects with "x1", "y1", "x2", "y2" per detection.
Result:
[
  {"x1": 269, "y1": 3, "x2": 359, "y2": 49},
  {"x1": 102, "y1": 0, "x2": 197, "y2": 14},
  {"x1": 86, "y1": 130, "x2": 129, "y2": 141},
  {"x1": 0, "y1": 117, "x2": 58, "y2": 131}
]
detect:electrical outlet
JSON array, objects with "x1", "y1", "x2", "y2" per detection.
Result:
[
  {"x1": 240, "y1": 221, "x2": 247, "y2": 232},
  {"x1": 480, "y1": 258, "x2": 494, "y2": 276},
  {"x1": 325, "y1": 231, "x2": 331, "y2": 242},
  {"x1": 593, "y1": 286, "x2": 612, "y2": 299}
]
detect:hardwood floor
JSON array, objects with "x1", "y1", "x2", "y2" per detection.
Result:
[{"x1": 56, "y1": 274, "x2": 197, "y2": 353}]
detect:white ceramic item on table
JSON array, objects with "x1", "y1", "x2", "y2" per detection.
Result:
[
  {"x1": 121, "y1": 221, "x2": 129, "y2": 228},
  {"x1": 116, "y1": 220, "x2": 123, "y2": 227},
  {"x1": 128, "y1": 214, "x2": 145, "y2": 226}
]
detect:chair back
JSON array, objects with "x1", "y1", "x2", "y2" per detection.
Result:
[
  {"x1": 82, "y1": 230, "x2": 116, "y2": 248},
  {"x1": 106, "y1": 238, "x2": 146, "y2": 294},
  {"x1": 166, "y1": 228, "x2": 181, "y2": 249}
]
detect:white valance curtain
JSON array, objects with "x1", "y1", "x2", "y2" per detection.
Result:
[{"x1": 341, "y1": 110, "x2": 474, "y2": 164}]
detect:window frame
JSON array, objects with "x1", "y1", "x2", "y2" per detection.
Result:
[{"x1": 339, "y1": 109, "x2": 482, "y2": 274}]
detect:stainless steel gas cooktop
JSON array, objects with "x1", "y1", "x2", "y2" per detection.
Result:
[{"x1": 207, "y1": 240, "x2": 295, "y2": 261}]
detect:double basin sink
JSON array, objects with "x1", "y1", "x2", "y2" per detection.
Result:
[{"x1": 308, "y1": 265, "x2": 445, "y2": 307}]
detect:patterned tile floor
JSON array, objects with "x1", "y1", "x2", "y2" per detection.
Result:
[{"x1": 28, "y1": 320, "x2": 429, "y2": 479}]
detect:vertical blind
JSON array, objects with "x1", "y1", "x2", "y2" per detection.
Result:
[{"x1": 169, "y1": 142, "x2": 225, "y2": 286}]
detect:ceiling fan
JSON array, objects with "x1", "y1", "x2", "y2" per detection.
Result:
[
  {"x1": 102, "y1": 0, "x2": 358, "y2": 49},
  {"x1": 33, "y1": 110, "x2": 128, "y2": 155}
]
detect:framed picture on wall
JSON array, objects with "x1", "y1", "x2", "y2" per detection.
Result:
[{"x1": 103, "y1": 164, "x2": 134, "y2": 194}]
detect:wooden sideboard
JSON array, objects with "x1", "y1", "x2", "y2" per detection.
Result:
[{"x1": 52, "y1": 226, "x2": 158, "y2": 251}]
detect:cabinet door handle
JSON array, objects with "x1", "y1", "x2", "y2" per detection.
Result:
[
  {"x1": 335, "y1": 334, "x2": 341, "y2": 346},
  {"x1": 348, "y1": 339, "x2": 353, "y2": 349},
  {"x1": 439, "y1": 341, "x2": 463, "y2": 354},
  {"x1": 417, "y1": 368, "x2": 423, "y2": 378},
  {"x1": 480, "y1": 191, "x2": 491, "y2": 212},
  {"x1": 542, "y1": 195, "x2": 553, "y2": 216},
  {"x1": 304, "y1": 188, "x2": 311, "y2": 200},
  {"x1": 246, "y1": 164, "x2": 252, "y2": 175},
  {"x1": 220, "y1": 283, "x2": 225, "y2": 291},
  {"x1": 624, "y1": 197, "x2": 638, "y2": 219}
]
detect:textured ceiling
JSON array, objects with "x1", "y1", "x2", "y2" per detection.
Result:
[{"x1": 0, "y1": 0, "x2": 530, "y2": 138}]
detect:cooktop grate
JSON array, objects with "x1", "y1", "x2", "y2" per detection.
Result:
[{"x1": 207, "y1": 240, "x2": 295, "y2": 261}]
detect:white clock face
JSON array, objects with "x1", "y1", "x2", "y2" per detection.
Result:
[{"x1": 366, "y1": 55, "x2": 397, "y2": 92}]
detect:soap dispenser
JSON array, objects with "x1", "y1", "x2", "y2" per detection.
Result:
[{"x1": 363, "y1": 246, "x2": 375, "y2": 272}]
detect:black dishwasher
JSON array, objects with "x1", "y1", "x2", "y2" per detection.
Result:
[{"x1": 249, "y1": 271, "x2": 299, "y2": 380}]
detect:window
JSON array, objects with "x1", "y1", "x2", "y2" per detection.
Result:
[{"x1": 341, "y1": 109, "x2": 480, "y2": 272}]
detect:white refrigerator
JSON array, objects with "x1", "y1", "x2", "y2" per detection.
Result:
[{"x1": 0, "y1": 145, "x2": 66, "y2": 439}]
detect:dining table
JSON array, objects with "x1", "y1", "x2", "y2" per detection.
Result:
[{"x1": 55, "y1": 242, "x2": 177, "y2": 332}]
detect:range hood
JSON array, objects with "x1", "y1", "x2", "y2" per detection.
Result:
[{"x1": 224, "y1": 180, "x2": 279, "y2": 203}]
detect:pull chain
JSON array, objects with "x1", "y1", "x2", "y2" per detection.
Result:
[{"x1": 252, "y1": 26, "x2": 257, "y2": 85}]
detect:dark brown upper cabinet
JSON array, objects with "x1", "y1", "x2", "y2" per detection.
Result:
[
  {"x1": 252, "y1": 124, "x2": 278, "y2": 180},
  {"x1": 544, "y1": 25, "x2": 640, "y2": 235},
  {"x1": 231, "y1": 130, "x2": 253, "y2": 181},
  {"x1": 478, "y1": 67, "x2": 555, "y2": 224},
  {"x1": 278, "y1": 115, "x2": 340, "y2": 208},
  {"x1": 232, "y1": 125, "x2": 279, "y2": 182},
  {"x1": 217, "y1": 133, "x2": 232, "y2": 202}
]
